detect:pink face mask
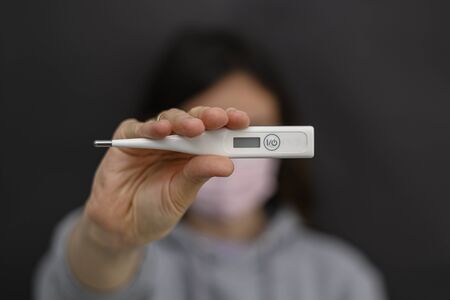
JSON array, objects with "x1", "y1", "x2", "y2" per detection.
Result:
[{"x1": 189, "y1": 158, "x2": 281, "y2": 221}]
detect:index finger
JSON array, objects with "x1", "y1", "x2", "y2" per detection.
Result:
[{"x1": 112, "y1": 118, "x2": 172, "y2": 139}]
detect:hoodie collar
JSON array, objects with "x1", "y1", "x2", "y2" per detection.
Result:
[{"x1": 166, "y1": 206, "x2": 303, "y2": 263}]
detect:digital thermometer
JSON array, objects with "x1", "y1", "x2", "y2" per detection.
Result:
[{"x1": 94, "y1": 126, "x2": 314, "y2": 158}]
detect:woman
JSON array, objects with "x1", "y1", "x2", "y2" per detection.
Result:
[{"x1": 34, "y1": 31, "x2": 386, "y2": 300}]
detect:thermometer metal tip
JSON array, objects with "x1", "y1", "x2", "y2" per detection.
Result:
[{"x1": 94, "y1": 140, "x2": 112, "y2": 147}]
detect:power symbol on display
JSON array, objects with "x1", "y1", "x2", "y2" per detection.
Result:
[{"x1": 264, "y1": 134, "x2": 281, "y2": 151}]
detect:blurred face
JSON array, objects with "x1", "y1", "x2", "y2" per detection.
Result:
[
  {"x1": 182, "y1": 71, "x2": 283, "y2": 222},
  {"x1": 181, "y1": 70, "x2": 281, "y2": 125}
]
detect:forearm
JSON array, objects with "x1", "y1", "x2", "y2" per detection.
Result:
[
  {"x1": 34, "y1": 209, "x2": 154, "y2": 300},
  {"x1": 68, "y1": 213, "x2": 144, "y2": 291}
]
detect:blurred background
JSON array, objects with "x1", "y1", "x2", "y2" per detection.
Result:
[{"x1": 1, "y1": 0, "x2": 449, "y2": 299}]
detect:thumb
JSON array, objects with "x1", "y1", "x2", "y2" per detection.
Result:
[{"x1": 170, "y1": 156, "x2": 234, "y2": 212}]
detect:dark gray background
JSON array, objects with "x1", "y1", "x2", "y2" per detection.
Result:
[{"x1": 1, "y1": 0, "x2": 449, "y2": 299}]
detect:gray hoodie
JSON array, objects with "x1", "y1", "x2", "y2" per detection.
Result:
[{"x1": 34, "y1": 208, "x2": 386, "y2": 300}]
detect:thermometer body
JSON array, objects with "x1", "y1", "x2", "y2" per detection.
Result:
[{"x1": 95, "y1": 126, "x2": 314, "y2": 158}]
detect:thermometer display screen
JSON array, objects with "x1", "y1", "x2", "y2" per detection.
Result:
[{"x1": 233, "y1": 137, "x2": 260, "y2": 148}]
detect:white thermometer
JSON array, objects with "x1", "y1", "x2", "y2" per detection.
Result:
[{"x1": 94, "y1": 126, "x2": 314, "y2": 158}]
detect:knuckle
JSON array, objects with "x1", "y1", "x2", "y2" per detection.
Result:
[
  {"x1": 160, "y1": 108, "x2": 183, "y2": 122},
  {"x1": 120, "y1": 118, "x2": 137, "y2": 127},
  {"x1": 189, "y1": 106, "x2": 209, "y2": 118},
  {"x1": 114, "y1": 120, "x2": 131, "y2": 138},
  {"x1": 167, "y1": 108, "x2": 182, "y2": 115}
]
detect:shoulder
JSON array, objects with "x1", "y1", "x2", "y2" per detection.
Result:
[
  {"x1": 288, "y1": 226, "x2": 386, "y2": 299},
  {"x1": 295, "y1": 227, "x2": 374, "y2": 271}
]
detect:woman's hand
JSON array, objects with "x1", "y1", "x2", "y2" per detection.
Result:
[
  {"x1": 68, "y1": 106, "x2": 249, "y2": 290},
  {"x1": 83, "y1": 106, "x2": 250, "y2": 249}
]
